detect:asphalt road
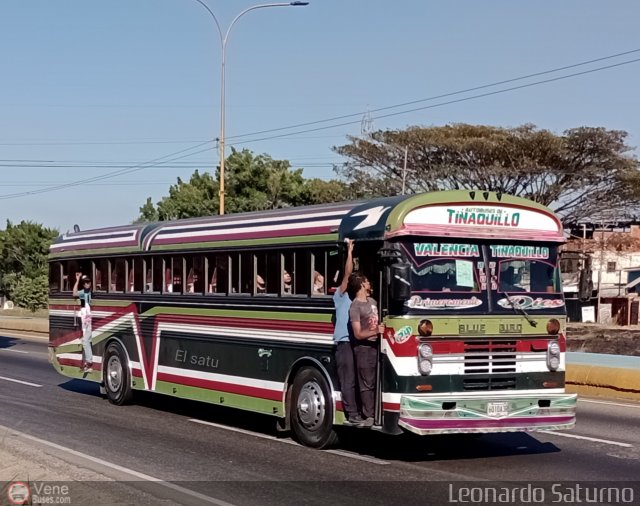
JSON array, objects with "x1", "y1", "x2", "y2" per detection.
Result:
[{"x1": 1, "y1": 334, "x2": 639, "y2": 506}]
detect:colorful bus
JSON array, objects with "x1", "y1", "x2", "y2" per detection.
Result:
[{"x1": 48, "y1": 190, "x2": 576, "y2": 448}]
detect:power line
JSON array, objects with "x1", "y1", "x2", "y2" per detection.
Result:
[
  {"x1": 229, "y1": 57, "x2": 640, "y2": 146},
  {"x1": 0, "y1": 139, "x2": 210, "y2": 146},
  {"x1": 3, "y1": 48, "x2": 638, "y2": 148},
  {"x1": 2, "y1": 50, "x2": 639, "y2": 200},
  {"x1": 224, "y1": 47, "x2": 640, "y2": 142},
  {"x1": 0, "y1": 141, "x2": 215, "y2": 200}
]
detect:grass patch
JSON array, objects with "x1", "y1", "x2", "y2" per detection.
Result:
[{"x1": 0, "y1": 307, "x2": 49, "y2": 319}]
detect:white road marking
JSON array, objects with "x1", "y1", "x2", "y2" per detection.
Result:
[
  {"x1": 325, "y1": 449, "x2": 390, "y2": 464},
  {"x1": 189, "y1": 418, "x2": 297, "y2": 445},
  {"x1": 578, "y1": 398, "x2": 640, "y2": 410},
  {"x1": 0, "y1": 348, "x2": 29, "y2": 354},
  {"x1": 0, "y1": 375, "x2": 43, "y2": 388},
  {"x1": 0, "y1": 424, "x2": 236, "y2": 506},
  {"x1": 541, "y1": 430, "x2": 633, "y2": 448},
  {"x1": 189, "y1": 418, "x2": 390, "y2": 465}
]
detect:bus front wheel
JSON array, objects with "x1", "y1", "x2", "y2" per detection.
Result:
[
  {"x1": 290, "y1": 367, "x2": 338, "y2": 449},
  {"x1": 103, "y1": 342, "x2": 133, "y2": 405}
]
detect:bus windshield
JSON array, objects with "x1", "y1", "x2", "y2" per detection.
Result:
[{"x1": 398, "y1": 240, "x2": 563, "y2": 313}]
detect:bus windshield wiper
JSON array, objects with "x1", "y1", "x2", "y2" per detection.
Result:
[
  {"x1": 501, "y1": 289, "x2": 537, "y2": 327},
  {"x1": 491, "y1": 274, "x2": 537, "y2": 327}
]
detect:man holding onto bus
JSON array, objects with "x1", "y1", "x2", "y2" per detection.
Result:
[
  {"x1": 333, "y1": 239, "x2": 363, "y2": 425},
  {"x1": 72, "y1": 272, "x2": 93, "y2": 373},
  {"x1": 348, "y1": 272, "x2": 385, "y2": 428}
]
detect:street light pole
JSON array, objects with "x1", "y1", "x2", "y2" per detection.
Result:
[{"x1": 192, "y1": 1, "x2": 309, "y2": 215}]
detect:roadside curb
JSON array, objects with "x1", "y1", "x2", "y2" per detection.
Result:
[{"x1": 565, "y1": 363, "x2": 640, "y2": 402}]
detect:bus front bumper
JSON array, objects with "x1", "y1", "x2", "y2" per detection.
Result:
[{"x1": 397, "y1": 393, "x2": 577, "y2": 436}]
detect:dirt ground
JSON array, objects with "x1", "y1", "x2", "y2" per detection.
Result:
[{"x1": 567, "y1": 323, "x2": 640, "y2": 356}]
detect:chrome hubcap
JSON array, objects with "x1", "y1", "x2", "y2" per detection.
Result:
[
  {"x1": 107, "y1": 355, "x2": 122, "y2": 392},
  {"x1": 297, "y1": 381, "x2": 326, "y2": 430}
]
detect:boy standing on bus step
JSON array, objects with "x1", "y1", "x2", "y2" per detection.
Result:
[
  {"x1": 348, "y1": 273, "x2": 385, "y2": 428},
  {"x1": 73, "y1": 272, "x2": 93, "y2": 373},
  {"x1": 333, "y1": 239, "x2": 363, "y2": 425}
]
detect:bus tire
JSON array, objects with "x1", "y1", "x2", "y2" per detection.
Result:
[
  {"x1": 103, "y1": 341, "x2": 133, "y2": 405},
  {"x1": 290, "y1": 367, "x2": 338, "y2": 449}
]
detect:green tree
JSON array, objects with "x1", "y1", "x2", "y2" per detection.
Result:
[
  {"x1": 138, "y1": 149, "x2": 349, "y2": 221},
  {"x1": 294, "y1": 178, "x2": 350, "y2": 207},
  {"x1": 334, "y1": 124, "x2": 640, "y2": 225},
  {"x1": 0, "y1": 220, "x2": 58, "y2": 311}
]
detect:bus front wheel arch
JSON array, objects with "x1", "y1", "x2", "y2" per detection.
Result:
[
  {"x1": 289, "y1": 366, "x2": 338, "y2": 449},
  {"x1": 103, "y1": 341, "x2": 133, "y2": 405}
]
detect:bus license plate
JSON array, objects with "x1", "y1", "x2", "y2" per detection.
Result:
[{"x1": 487, "y1": 402, "x2": 509, "y2": 417}]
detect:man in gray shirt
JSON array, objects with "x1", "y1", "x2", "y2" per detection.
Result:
[{"x1": 348, "y1": 273, "x2": 385, "y2": 427}]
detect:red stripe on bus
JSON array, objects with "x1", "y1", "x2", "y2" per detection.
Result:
[{"x1": 157, "y1": 372, "x2": 283, "y2": 402}]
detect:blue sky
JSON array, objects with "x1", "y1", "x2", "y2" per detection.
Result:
[{"x1": 1, "y1": 0, "x2": 639, "y2": 232}]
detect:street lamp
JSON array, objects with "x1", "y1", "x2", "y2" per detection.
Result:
[{"x1": 192, "y1": 1, "x2": 310, "y2": 215}]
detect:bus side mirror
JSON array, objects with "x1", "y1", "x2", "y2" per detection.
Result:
[{"x1": 390, "y1": 263, "x2": 411, "y2": 301}]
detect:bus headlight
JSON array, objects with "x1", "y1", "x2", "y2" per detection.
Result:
[
  {"x1": 418, "y1": 343, "x2": 433, "y2": 359},
  {"x1": 547, "y1": 340, "x2": 560, "y2": 371},
  {"x1": 418, "y1": 358, "x2": 433, "y2": 375}
]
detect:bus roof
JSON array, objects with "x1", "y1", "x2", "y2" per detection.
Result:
[{"x1": 49, "y1": 190, "x2": 564, "y2": 258}]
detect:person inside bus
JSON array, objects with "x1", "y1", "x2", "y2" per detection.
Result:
[
  {"x1": 531, "y1": 263, "x2": 556, "y2": 293},
  {"x1": 348, "y1": 270, "x2": 385, "y2": 428},
  {"x1": 500, "y1": 266, "x2": 525, "y2": 292},
  {"x1": 313, "y1": 271, "x2": 325, "y2": 294},
  {"x1": 72, "y1": 272, "x2": 93, "y2": 373},
  {"x1": 145, "y1": 268, "x2": 153, "y2": 292},
  {"x1": 332, "y1": 239, "x2": 363, "y2": 425},
  {"x1": 283, "y1": 269, "x2": 293, "y2": 294},
  {"x1": 256, "y1": 274, "x2": 267, "y2": 293}
]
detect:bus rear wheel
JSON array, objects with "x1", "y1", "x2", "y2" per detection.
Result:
[
  {"x1": 290, "y1": 367, "x2": 338, "y2": 449},
  {"x1": 103, "y1": 342, "x2": 133, "y2": 405}
]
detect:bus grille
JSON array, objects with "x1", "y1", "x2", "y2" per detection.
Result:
[
  {"x1": 463, "y1": 340, "x2": 517, "y2": 375},
  {"x1": 463, "y1": 377, "x2": 517, "y2": 391}
]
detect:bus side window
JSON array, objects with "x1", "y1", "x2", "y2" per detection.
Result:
[
  {"x1": 229, "y1": 254, "x2": 239, "y2": 294},
  {"x1": 143, "y1": 257, "x2": 153, "y2": 292},
  {"x1": 163, "y1": 256, "x2": 184, "y2": 293},
  {"x1": 326, "y1": 248, "x2": 342, "y2": 295},
  {"x1": 255, "y1": 252, "x2": 280, "y2": 295},
  {"x1": 62, "y1": 260, "x2": 86, "y2": 291},
  {"x1": 111, "y1": 259, "x2": 126, "y2": 292},
  {"x1": 94, "y1": 259, "x2": 108, "y2": 292},
  {"x1": 207, "y1": 254, "x2": 229, "y2": 294},
  {"x1": 150, "y1": 257, "x2": 163, "y2": 292},
  {"x1": 294, "y1": 250, "x2": 311, "y2": 295},
  {"x1": 282, "y1": 251, "x2": 295, "y2": 295},
  {"x1": 311, "y1": 248, "x2": 336, "y2": 296},
  {"x1": 185, "y1": 255, "x2": 204, "y2": 294},
  {"x1": 240, "y1": 253, "x2": 253, "y2": 294},
  {"x1": 128, "y1": 258, "x2": 144, "y2": 293},
  {"x1": 49, "y1": 262, "x2": 62, "y2": 293}
]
